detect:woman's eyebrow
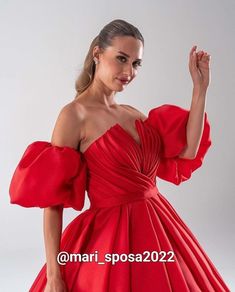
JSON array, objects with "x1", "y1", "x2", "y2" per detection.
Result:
[{"x1": 117, "y1": 51, "x2": 142, "y2": 61}]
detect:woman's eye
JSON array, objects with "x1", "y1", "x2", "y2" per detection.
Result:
[
  {"x1": 117, "y1": 56, "x2": 126, "y2": 62},
  {"x1": 117, "y1": 56, "x2": 142, "y2": 68},
  {"x1": 135, "y1": 62, "x2": 142, "y2": 67}
]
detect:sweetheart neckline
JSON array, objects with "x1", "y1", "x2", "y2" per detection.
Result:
[{"x1": 81, "y1": 117, "x2": 148, "y2": 155}]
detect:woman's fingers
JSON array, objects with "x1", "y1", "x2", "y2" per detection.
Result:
[
  {"x1": 198, "y1": 52, "x2": 211, "y2": 65},
  {"x1": 201, "y1": 52, "x2": 211, "y2": 62},
  {"x1": 189, "y1": 46, "x2": 211, "y2": 75},
  {"x1": 190, "y1": 46, "x2": 197, "y2": 60},
  {"x1": 197, "y1": 51, "x2": 204, "y2": 61},
  {"x1": 189, "y1": 45, "x2": 197, "y2": 68},
  {"x1": 190, "y1": 45, "x2": 197, "y2": 55}
]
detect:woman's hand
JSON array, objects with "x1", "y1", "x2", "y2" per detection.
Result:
[
  {"x1": 44, "y1": 276, "x2": 68, "y2": 292},
  {"x1": 189, "y1": 45, "x2": 211, "y2": 91}
]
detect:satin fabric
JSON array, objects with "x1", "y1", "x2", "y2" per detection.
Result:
[{"x1": 9, "y1": 104, "x2": 230, "y2": 291}]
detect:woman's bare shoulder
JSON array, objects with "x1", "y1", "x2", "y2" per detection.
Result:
[{"x1": 50, "y1": 100, "x2": 86, "y2": 149}]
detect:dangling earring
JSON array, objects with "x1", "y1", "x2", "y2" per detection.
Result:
[{"x1": 93, "y1": 57, "x2": 99, "y2": 65}]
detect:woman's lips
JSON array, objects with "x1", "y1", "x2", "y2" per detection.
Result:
[{"x1": 117, "y1": 78, "x2": 129, "y2": 84}]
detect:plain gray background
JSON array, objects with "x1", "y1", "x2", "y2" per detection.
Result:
[{"x1": 1, "y1": 0, "x2": 234, "y2": 291}]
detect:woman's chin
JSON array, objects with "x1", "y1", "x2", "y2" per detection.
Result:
[{"x1": 116, "y1": 83, "x2": 127, "y2": 91}]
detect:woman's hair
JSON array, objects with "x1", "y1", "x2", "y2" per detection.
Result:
[{"x1": 75, "y1": 19, "x2": 144, "y2": 97}]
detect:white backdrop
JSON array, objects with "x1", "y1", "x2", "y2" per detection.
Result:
[{"x1": 1, "y1": 0, "x2": 234, "y2": 291}]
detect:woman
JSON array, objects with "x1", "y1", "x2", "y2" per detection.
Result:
[{"x1": 9, "y1": 19, "x2": 230, "y2": 291}]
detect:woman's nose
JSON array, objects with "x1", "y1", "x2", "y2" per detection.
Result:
[{"x1": 124, "y1": 64, "x2": 134, "y2": 77}]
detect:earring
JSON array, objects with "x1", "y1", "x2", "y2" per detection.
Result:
[{"x1": 93, "y1": 57, "x2": 99, "y2": 65}]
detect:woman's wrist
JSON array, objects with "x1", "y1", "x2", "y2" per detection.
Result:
[
  {"x1": 193, "y1": 85, "x2": 208, "y2": 95},
  {"x1": 191, "y1": 87, "x2": 207, "y2": 106},
  {"x1": 46, "y1": 265, "x2": 63, "y2": 280},
  {"x1": 47, "y1": 273, "x2": 63, "y2": 281}
]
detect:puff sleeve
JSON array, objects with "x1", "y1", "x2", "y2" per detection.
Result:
[
  {"x1": 147, "y1": 104, "x2": 212, "y2": 185},
  {"x1": 9, "y1": 141, "x2": 87, "y2": 211}
]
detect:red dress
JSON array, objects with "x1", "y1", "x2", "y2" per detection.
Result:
[{"x1": 9, "y1": 104, "x2": 230, "y2": 292}]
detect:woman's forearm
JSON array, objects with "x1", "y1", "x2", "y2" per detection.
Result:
[
  {"x1": 179, "y1": 87, "x2": 207, "y2": 159},
  {"x1": 43, "y1": 205, "x2": 64, "y2": 279}
]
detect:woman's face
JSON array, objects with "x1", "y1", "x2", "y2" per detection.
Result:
[{"x1": 94, "y1": 36, "x2": 144, "y2": 92}]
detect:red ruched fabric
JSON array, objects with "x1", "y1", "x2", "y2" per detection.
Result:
[
  {"x1": 9, "y1": 141, "x2": 87, "y2": 211},
  {"x1": 147, "y1": 104, "x2": 212, "y2": 185}
]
